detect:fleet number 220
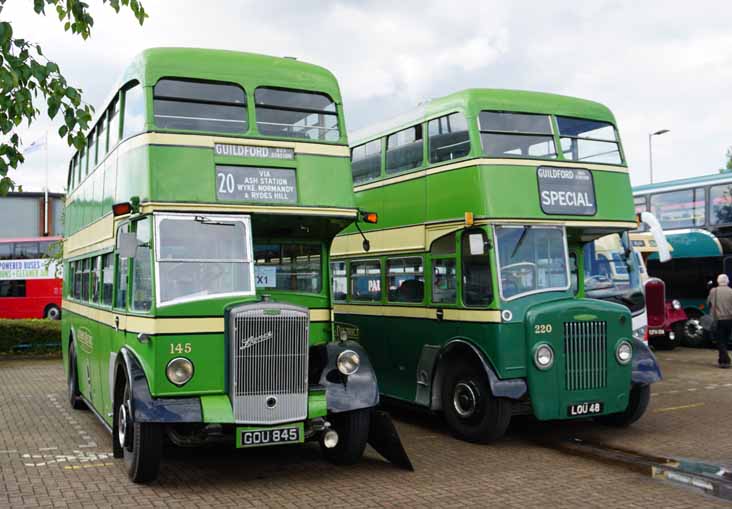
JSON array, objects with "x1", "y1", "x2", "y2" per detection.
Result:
[{"x1": 534, "y1": 324, "x2": 552, "y2": 334}]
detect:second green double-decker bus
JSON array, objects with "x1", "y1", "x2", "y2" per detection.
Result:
[
  {"x1": 61, "y1": 48, "x2": 408, "y2": 483},
  {"x1": 332, "y1": 89, "x2": 661, "y2": 443}
]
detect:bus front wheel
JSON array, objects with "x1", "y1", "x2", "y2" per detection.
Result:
[
  {"x1": 115, "y1": 378, "x2": 162, "y2": 483},
  {"x1": 321, "y1": 408, "x2": 370, "y2": 465},
  {"x1": 45, "y1": 304, "x2": 61, "y2": 320},
  {"x1": 595, "y1": 384, "x2": 650, "y2": 427},
  {"x1": 67, "y1": 342, "x2": 86, "y2": 410},
  {"x1": 441, "y1": 360, "x2": 511, "y2": 443}
]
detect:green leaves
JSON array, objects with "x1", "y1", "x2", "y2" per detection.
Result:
[{"x1": 0, "y1": 0, "x2": 147, "y2": 196}]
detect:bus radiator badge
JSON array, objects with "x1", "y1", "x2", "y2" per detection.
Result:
[{"x1": 240, "y1": 331, "x2": 274, "y2": 350}]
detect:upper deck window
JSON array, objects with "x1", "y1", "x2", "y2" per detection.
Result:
[
  {"x1": 154, "y1": 79, "x2": 247, "y2": 134},
  {"x1": 429, "y1": 113, "x2": 470, "y2": 163},
  {"x1": 123, "y1": 83, "x2": 145, "y2": 139},
  {"x1": 479, "y1": 112, "x2": 556, "y2": 159},
  {"x1": 650, "y1": 188, "x2": 705, "y2": 229},
  {"x1": 255, "y1": 87, "x2": 339, "y2": 142},
  {"x1": 108, "y1": 98, "x2": 120, "y2": 149},
  {"x1": 557, "y1": 116, "x2": 622, "y2": 164},
  {"x1": 351, "y1": 139, "x2": 382, "y2": 184},
  {"x1": 386, "y1": 125, "x2": 423, "y2": 174}
]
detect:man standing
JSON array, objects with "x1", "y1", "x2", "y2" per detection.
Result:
[{"x1": 707, "y1": 274, "x2": 732, "y2": 368}]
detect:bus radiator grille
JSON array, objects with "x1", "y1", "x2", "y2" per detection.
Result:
[
  {"x1": 229, "y1": 303, "x2": 309, "y2": 425},
  {"x1": 563, "y1": 321, "x2": 607, "y2": 391}
]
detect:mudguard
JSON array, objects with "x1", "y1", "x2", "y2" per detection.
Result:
[
  {"x1": 117, "y1": 347, "x2": 202, "y2": 423},
  {"x1": 368, "y1": 410, "x2": 414, "y2": 471},
  {"x1": 439, "y1": 340, "x2": 527, "y2": 401},
  {"x1": 631, "y1": 337, "x2": 663, "y2": 384},
  {"x1": 318, "y1": 340, "x2": 379, "y2": 413}
]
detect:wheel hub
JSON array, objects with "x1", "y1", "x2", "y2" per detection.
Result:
[
  {"x1": 118, "y1": 403, "x2": 130, "y2": 449},
  {"x1": 685, "y1": 319, "x2": 703, "y2": 339},
  {"x1": 453, "y1": 382, "x2": 479, "y2": 418}
]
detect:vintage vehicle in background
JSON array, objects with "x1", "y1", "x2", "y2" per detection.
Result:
[
  {"x1": 634, "y1": 171, "x2": 732, "y2": 347},
  {"x1": 61, "y1": 48, "x2": 409, "y2": 483},
  {"x1": 0, "y1": 237, "x2": 62, "y2": 319},
  {"x1": 332, "y1": 89, "x2": 662, "y2": 444}
]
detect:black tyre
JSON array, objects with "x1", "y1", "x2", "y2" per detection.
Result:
[
  {"x1": 441, "y1": 359, "x2": 511, "y2": 443},
  {"x1": 595, "y1": 384, "x2": 650, "y2": 427},
  {"x1": 681, "y1": 313, "x2": 707, "y2": 348},
  {"x1": 321, "y1": 408, "x2": 370, "y2": 466},
  {"x1": 117, "y1": 379, "x2": 162, "y2": 483},
  {"x1": 45, "y1": 304, "x2": 61, "y2": 320},
  {"x1": 67, "y1": 342, "x2": 86, "y2": 410}
]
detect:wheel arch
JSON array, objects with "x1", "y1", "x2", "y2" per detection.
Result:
[{"x1": 428, "y1": 338, "x2": 527, "y2": 411}]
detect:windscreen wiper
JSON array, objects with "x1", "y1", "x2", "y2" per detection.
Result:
[
  {"x1": 511, "y1": 226, "x2": 530, "y2": 258},
  {"x1": 195, "y1": 215, "x2": 236, "y2": 226}
]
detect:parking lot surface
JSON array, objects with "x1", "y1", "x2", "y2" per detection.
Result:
[{"x1": 1, "y1": 347, "x2": 730, "y2": 508}]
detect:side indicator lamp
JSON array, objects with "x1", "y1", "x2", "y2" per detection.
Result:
[
  {"x1": 112, "y1": 202, "x2": 132, "y2": 217},
  {"x1": 361, "y1": 211, "x2": 378, "y2": 224},
  {"x1": 464, "y1": 211, "x2": 474, "y2": 226}
]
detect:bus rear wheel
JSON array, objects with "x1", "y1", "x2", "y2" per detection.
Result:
[
  {"x1": 116, "y1": 379, "x2": 162, "y2": 483},
  {"x1": 441, "y1": 360, "x2": 511, "y2": 443},
  {"x1": 595, "y1": 384, "x2": 650, "y2": 427},
  {"x1": 45, "y1": 304, "x2": 61, "y2": 320},
  {"x1": 67, "y1": 342, "x2": 86, "y2": 410},
  {"x1": 321, "y1": 408, "x2": 370, "y2": 465},
  {"x1": 681, "y1": 311, "x2": 707, "y2": 348}
]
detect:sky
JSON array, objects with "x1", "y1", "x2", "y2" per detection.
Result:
[{"x1": 3, "y1": 0, "x2": 732, "y2": 193}]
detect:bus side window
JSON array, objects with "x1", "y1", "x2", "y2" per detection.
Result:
[
  {"x1": 461, "y1": 230, "x2": 493, "y2": 307},
  {"x1": 91, "y1": 256, "x2": 101, "y2": 303},
  {"x1": 132, "y1": 217, "x2": 153, "y2": 312},
  {"x1": 330, "y1": 261, "x2": 347, "y2": 302},
  {"x1": 81, "y1": 258, "x2": 90, "y2": 301},
  {"x1": 350, "y1": 260, "x2": 381, "y2": 302},
  {"x1": 122, "y1": 82, "x2": 145, "y2": 139},
  {"x1": 73, "y1": 260, "x2": 81, "y2": 299},
  {"x1": 569, "y1": 253, "x2": 578, "y2": 295},
  {"x1": 0, "y1": 280, "x2": 25, "y2": 297},
  {"x1": 387, "y1": 257, "x2": 424, "y2": 303},
  {"x1": 429, "y1": 112, "x2": 470, "y2": 163},
  {"x1": 431, "y1": 232, "x2": 457, "y2": 305},
  {"x1": 115, "y1": 225, "x2": 129, "y2": 309},
  {"x1": 101, "y1": 253, "x2": 114, "y2": 306}
]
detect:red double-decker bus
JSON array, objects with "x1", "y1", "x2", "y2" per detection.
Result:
[{"x1": 0, "y1": 237, "x2": 62, "y2": 319}]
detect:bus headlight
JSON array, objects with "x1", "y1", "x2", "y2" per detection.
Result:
[
  {"x1": 166, "y1": 357, "x2": 194, "y2": 386},
  {"x1": 672, "y1": 299, "x2": 681, "y2": 310},
  {"x1": 533, "y1": 344, "x2": 554, "y2": 370},
  {"x1": 616, "y1": 341, "x2": 632, "y2": 364},
  {"x1": 337, "y1": 350, "x2": 360, "y2": 375}
]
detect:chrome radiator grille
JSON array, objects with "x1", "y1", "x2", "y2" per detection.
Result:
[
  {"x1": 563, "y1": 321, "x2": 607, "y2": 391},
  {"x1": 229, "y1": 303, "x2": 309, "y2": 425}
]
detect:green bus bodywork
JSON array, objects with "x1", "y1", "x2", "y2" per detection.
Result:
[
  {"x1": 333, "y1": 89, "x2": 660, "y2": 439},
  {"x1": 61, "y1": 48, "x2": 407, "y2": 482}
]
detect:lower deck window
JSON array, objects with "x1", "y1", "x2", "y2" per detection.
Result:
[
  {"x1": 0, "y1": 280, "x2": 25, "y2": 297},
  {"x1": 387, "y1": 257, "x2": 424, "y2": 303},
  {"x1": 350, "y1": 260, "x2": 381, "y2": 302},
  {"x1": 432, "y1": 259, "x2": 457, "y2": 304}
]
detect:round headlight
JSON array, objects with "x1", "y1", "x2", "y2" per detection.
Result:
[
  {"x1": 616, "y1": 341, "x2": 632, "y2": 364},
  {"x1": 533, "y1": 344, "x2": 554, "y2": 370},
  {"x1": 337, "y1": 349, "x2": 360, "y2": 376},
  {"x1": 166, "y1": 357, "x2": 194, "y2": 386},
  {"x1": 672, "y1": 299, "x2": 681, "y2": 310}
]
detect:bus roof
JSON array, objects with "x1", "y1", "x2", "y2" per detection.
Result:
[
  {"x1": 633, "y1": 170, "x2": 732, "y2": 194},
  {"x1": 0, "y1": 236, "x2": 62, "y2": 243},
  {"x1": 351, "y1": 88, "x2": 618, "y2": 145}
]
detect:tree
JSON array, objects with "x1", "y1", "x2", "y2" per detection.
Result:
[
  {"x1": 0, "y1": 0, "x2": 147, "y2": 195},
  {"x1": 726, "y1": 146, "x2": 732, "y2": 170}
]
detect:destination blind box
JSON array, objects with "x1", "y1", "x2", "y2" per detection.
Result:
[{"x1": 537, "y1": 166, "x2": 596, "y2": 216}]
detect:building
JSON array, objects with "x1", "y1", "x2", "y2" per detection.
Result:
[{"x1": 0, "y1": 192, "x2": 65, "y2": 238}]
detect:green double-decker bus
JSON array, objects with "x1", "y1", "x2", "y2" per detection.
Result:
[
  {"x1": 332, "y1": 89, "x2": 661, "y2": 443},
  {"x1": 61, "y1": 48, "x2": 403, "y2": 482}
]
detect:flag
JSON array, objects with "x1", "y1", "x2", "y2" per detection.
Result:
[{"x1": 22, "y1": 134, "x2": 47, "y2": 156}]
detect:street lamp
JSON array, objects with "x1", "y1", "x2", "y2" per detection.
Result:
[{"x1": 648, "y1": 129, "x2": 670, "y2": 184}]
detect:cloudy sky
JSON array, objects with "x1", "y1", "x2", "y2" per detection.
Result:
[{"x1": 4, "y1": 0, "x2": 732, "y2": 192}]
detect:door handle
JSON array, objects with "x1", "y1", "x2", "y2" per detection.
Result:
[
  {"x1": 436, "y1": 308, "x2": 444, "y2": 321},
  {"x1": 114, "y1": 316, "x2": 119, "y2": 331}
]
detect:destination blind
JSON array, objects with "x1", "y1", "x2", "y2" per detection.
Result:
[{"x1": 537, "y1": 167, "x2": 596, "y2": 216}]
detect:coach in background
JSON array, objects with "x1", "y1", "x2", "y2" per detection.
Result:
[{"x1": 707, "y1": 274, "x2": 732, "y2": 368}]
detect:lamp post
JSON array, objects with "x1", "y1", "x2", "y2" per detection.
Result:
[{"x1": 648, "y1": 129, "x2": 670, "y2": 184}]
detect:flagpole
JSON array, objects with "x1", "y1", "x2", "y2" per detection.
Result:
[{"x1": 44, "y1": 131, "x2": 49, "y2": 236}]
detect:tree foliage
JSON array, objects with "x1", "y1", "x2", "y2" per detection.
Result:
[
  {"x1": 0, "y1": 0, "x2": 147, "y2": 195},
  {"x1": 726, "y1": 146, "x2": 732, "y2": 170}
]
